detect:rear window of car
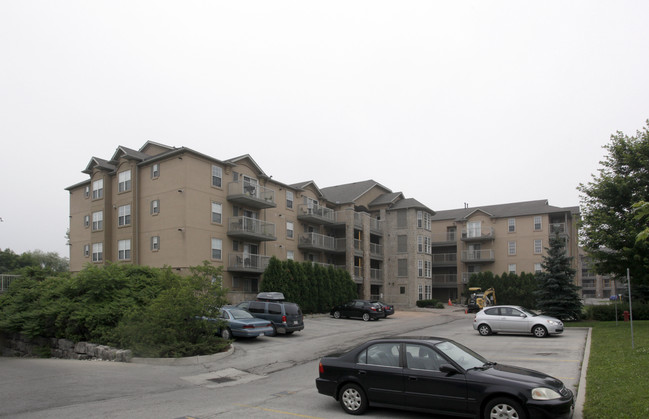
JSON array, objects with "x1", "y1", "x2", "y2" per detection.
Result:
[{"x1": 284, "y1": 303, "x2": 301, "y2": 315}]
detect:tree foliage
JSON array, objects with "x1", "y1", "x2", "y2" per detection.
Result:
[
  {"x1": 578, "y1": 121, "x2": 649, "y2": 301},
  {"x1": 0, "y1": 248, "x2": 69, "y2": 275},
  {"x1": 535, "y1": 235, "x2": 583, "y2": 320},
  {"x1": 0, "y1": 262, "x2": 230, "y2": 357},
  {"x1": 260, "y1": 258, "x2": 357, "y2": 312}
]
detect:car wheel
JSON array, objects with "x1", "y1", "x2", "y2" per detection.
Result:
[
  {"x1": 269, "y1": 324, "x2": 278, "y2": 337},
  {"x1": 478, "y1": 324, "x2": 492, "y2": 336},
  {"x1": 484, "y1": 397, "x2": 526, "y2": 419},
  {"x1": 362, "y1": 313, "x2": 370, "y2": 322},
  {"x1": 333, "y1": 311, "x2": 341, "y2": 319},
  {"x1": 532, "y1": 325, "x2": 548, "y2": 338},
  {"x1": 221, "y1": 328, "x2": 232, "y2": 340},
  {"x1": 339, "y1": 383, "x2": 368, "y2": 415}
]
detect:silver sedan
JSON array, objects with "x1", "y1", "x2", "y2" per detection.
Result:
[{"x1": 473, "y1": 305, "x2": 564, "y2": 338}]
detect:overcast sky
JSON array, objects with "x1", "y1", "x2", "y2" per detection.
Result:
[{"x1": 1, "y1": 1, "x2": 648, "y2": 258}]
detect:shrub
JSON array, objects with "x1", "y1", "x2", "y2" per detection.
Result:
[{"x1": 416, "y1": 299, "x2": 443, "y2": 308}]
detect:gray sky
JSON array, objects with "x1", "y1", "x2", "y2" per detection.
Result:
[{"x1": 1, "y1": 1, "x2": 648, "y2": 258}]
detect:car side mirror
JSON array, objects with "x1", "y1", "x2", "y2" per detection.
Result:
[
  {"x1": 439, "y1": 363, "x2": 461, "y2": 375},
  {"x1": 520, "y1": 314, "x2": 527, "y2": 318}
]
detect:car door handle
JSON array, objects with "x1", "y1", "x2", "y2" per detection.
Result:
[
  {"x1": 408, "y1": 376, "x2": 418, "y2": 381},
  {"x1": 358, "y1": 370, "x2": 367, "y2": 376}
]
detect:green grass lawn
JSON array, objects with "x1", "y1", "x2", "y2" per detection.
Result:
[{"x1": 567, "y1": 321, "x2": 649, "y2": 418}]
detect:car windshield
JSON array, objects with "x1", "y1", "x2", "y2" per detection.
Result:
[
  {"x1": 518, "y1": 307, "x2": 539, "y2": 317},
  {"x1": 435, "y1": 341, "x2": 488, "y2": 370},
  {"x1": 227, "y1": 309, "x2": 254, "y2": 319}
]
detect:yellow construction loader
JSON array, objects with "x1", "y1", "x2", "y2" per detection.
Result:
[{"x1": 467, "y1": 287, "x2": 496, "y2": 313}]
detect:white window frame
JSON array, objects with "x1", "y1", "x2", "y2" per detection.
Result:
[
  {"x1": 151, "y1": 199, "x2": 160, "y2": 215},
  {"x1": 84, "y1": 215, "x2": 90, "y2": 228},
  {"x1": 211, "y1": 238, "x2": 222, "y2": 260},
  {"x1": 118, "y1": 170, "x2": 132, "y2": 193},
  {"x1": 84, "y1": 185, "x2": 90, "y2": 198},
  {"x1": 92, "y1": 179, "x2": 103, "y2": 199},
  {"x1": 534, "y1": 263, "x2": 542, "y2": 274},
  {"x1": 151, "y1": 236, "x2": 160, "y2": 251},
  {"x1": 92, "y1": 211, "x2": 103, "y2": 231},
  {"x1": 83, "y1": 244, "x2": 90, "y2": 257},
  {"x1": 286, "y1": 221, "x2": 294, "y2": 239},
  {"x1": 534, "y1": 239, "x2": 543, "y2": 254},
  {"x1": 151, "y1": 163, "x2": 160, "y2": 179},
  {"x1": 212, "y1": 165, "x2": 222, "y2": 188},
  {"x1": 118, "y1": 204, "x2": 131, "y2": 226},
  {"x1": 118, "y1": 239, "x2": 131, "y2": 260},
  {"x1": 508, "y1": 263, "x2": 516, "y2": 274},
  {"x1": 508, "y1": 218, "x2": 516, "y2": 232},
  {"x1": 467, "y1": 221, "x2": 481, "y2": 238},
  {"x1": 286, "y1": 191, "x2": 293, "y2": 209},
  {"x1": 508, "y1": 240, "x2": 516, "y2": 255},
  {"x1": 534, "y1": 216, "x2": 542, "y2": 231},
  {"x1": 287, "y1": 250, "x2": 294, "y2": 260},
  {"x1": 92, "y1": 242, "x2": 103, "y2": 262},
  {"x1": 211, "y1": 202, "x2": 222, "y2": 224}
]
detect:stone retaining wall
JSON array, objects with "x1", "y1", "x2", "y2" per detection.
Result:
[{"x1": 0, "y1": 333, "x2": 132, "y2": 362}]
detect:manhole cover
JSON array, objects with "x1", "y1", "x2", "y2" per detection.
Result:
[{"x1": 207, "y1": 376, "x2": 236, "y2": 384}]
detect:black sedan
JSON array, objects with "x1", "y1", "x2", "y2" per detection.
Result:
[
  {"x1": 330, "y1": 300, "x2": 383, "y2": 321},
  {"x1": 316, "y1": 336, "x2": 574, "y2": 418}
]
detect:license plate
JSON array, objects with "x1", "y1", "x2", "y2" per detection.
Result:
[{"x1": 293, "y1": 320, "x2": 298, "y2": 325}]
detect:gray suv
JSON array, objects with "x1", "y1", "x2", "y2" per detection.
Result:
[{"x1": 236, "y1": 294, "x2": 304, "y2": 336}]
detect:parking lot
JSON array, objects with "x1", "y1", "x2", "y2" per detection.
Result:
[{"x1": 0, "y1": 307, "x2": 589, "y2": 418}]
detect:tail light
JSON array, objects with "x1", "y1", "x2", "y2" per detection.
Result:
[
  {"x1": 370, "y1": 307, "x2": 377, "y2": 311},
  {"x1": 282, "y1": 315, "x2": 287, "y2": 324},
  {"x1": 243, "y1": 325, "x2": 254, "y2": 329},
  {"x1": 319, "y1": 362, "x2": 324, "y2": 374}
]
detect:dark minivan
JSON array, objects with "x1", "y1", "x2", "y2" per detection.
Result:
[{"x1": 236, "y1": 292, "x2": 304, "y2": 336}]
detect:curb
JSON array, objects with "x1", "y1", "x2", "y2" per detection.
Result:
[
  {"x1": 573, "y1": 326, "x2": 591, "y2": 419},
  {"x1": 130, "y1": 344, "x2": 234, "y2": 366}
]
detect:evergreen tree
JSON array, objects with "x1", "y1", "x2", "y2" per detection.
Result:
[{"x1": 535, "y1": 234, "x2": 582, "y2": 320}]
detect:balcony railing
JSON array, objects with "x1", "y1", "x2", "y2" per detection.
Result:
[
  {"x1": 0, "y1": 274, "x2": 19, "y2": 293},
  {"x1": 227, "y1": 181, "x2": 276, "y2": 209},
  {"x1": 370, "y1": 268, "x2": 382, "y2": 281},
  {"x1": 370, "y1": 242, "x2": 383, "y2": 258},
  {"x1": 432, "y1": 273, "x2": 457, "y2": 285},
  {"x1": 228, "y1": 253, "x2": 270, "y2": 273},
  {"x1": 460, "y1": 249, "x2": 495, "y2": 263},
  {"x1": 297, "y1": 204, "x2": 336, "y2": 224},
  {"x1": 369, "y1": 217, "x2": 382, "y2": 233},
  {"x1": 353, "y1": 266, "x2": 364, "y2": 278},
  {"x1": 431, "y1": 253, "x2": 457, "y2": 266},
  {"x1": 227, "y1": 216, "x2": 276, "y2": 241},
  {"x1": 549, "y1": 223, "x2": 567, "y2": 236},
  {"x1": 298, "y1": 232, "x2": 345, "y2": 252},
  {"x1": 461, "y1": 227, "x2": 495, "y2": 241}
]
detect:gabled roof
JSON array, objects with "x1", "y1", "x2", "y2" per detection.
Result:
[
  {"x1": 320, "y1": 180, "x2": 392, "y2": 204},
  {"x1": 110, "y1": 146, "x2": 151, "y2": 163},
  {"x1": 431, "y1": 199, "x2": 580, "y2": 221},
  {"x1": 289, "y1": 180, "x2": 324, "y2": 198},
  {"x1": 369, "y1": 192, "x2": 404, "y2": 207},
  {"x1": 138, "y1": 140, "x2": 175, "y2": 155},
  {"x1": 225, "y1": 154, "x2": 269, "y2": 179},
  {"x1": 82, "y1": 157, "x2": 116, "y2": 174},
  {"x1": 388, "y1": 198, "x2": 434, "y2": 213}
]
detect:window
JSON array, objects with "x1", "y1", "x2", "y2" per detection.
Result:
[
  {"x1": 118, "y1": 204, "x2": 131, "y2": 226},
  {"x1": 92, "y1": 179, "x2": 103, "y2": 199},
  {"x1": 508, "y1": 218, "x2": 516, "y2": 232},
  {"x1": 211, "y1": 202, "x2": 222, "y2": 224},
  {"x1": 92, "y1": 211, "x2": 103, "y2": 231},
  {"x1": 397, "y1": 210, "x2": 407, "y2": 228},
  {"x1": 447, "y1": 226, "x2": 456, "y2": 241},
  {"x1": 417, "y1": 236, "x2": 431, "y2": 254},
  {"x1": 418, "y1": 260, "x2": 423, "y2": 277},
  {"x1": 84, "y1": 215, "x2": 90, "y2": 228},
  {"x1": 151, "y1": 163, "x2": 160, "y2": 179},
  {"x1": 212, "y1": 165, "x2": 222, "y2": 188},
  {"x1": 417, "y1": 211, "x2": 431, "y2": 230},
  {"x1": 508, "y1": 264, "x2": 516, "y2": 273},
  {"x1": 286, "y1": 191, "x2": 293, "y2": 209},
  {"x1": 287, "y1": 250, "x2": 294, "y2": 260},
  {"x1": 400, "y1": 286, "x2": 406, "y2": 294},
  {"x1": 417, "y1": 260, "x2": 432, "y2": 278},
  {"x1": 534, "y1": 263, "x2": 542, "y2": 273},
  {"x1": 397, "y1": 235, "x2": 408, "y2": 252},
  {"x1": 508, "y1": 240, "x2": 516, "y2": 255},
  {"x1": 359, "y1": 343, "x2": 401, "y2": 367},
  {"x1": 118, "y1": 239, "x2": 131, "y2": 260},
  {"x1": 83, "y1": 244, "x2": 89, "y2": 257},
  {"x1": 286, "y1": 221, "x2": 294, "y2": 239},
  {"x1": 84, "y1": 185, "x2": 90, "y2": 198},
  {"x1": 467, "y1": 221, "x2": 481, "y2": 238},
  {"x1": 151, "y1": 236, "x2": 160, "y2": 251},
  {"x1": 151, "y1": 199, "x2": 160, "y2": 215},
  {"x1": 211, "y1": 238, "x2": 222, "y2": 260},
  {"x1": 534, "y1": 216, "x2": 542, "y2": 231},
  {"x1": 405, "y1": 344, "x2": 442, "y2": 371},
  {"x1": 92, "y1": 242, "x2": 103, "y2": 262},
  {"x1": 118, "y1": 170, "x2": 132, "y2": 193},
  {"x1": 534, "y1": 239, "x2": 543, "y2": 254},
  {"x1": 397, "y1": 259, "x2": 408, "y2": 276}
]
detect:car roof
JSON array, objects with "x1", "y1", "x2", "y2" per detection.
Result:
[{"x1": 365, "y1": 336, "x2": 452, "y2": 345}]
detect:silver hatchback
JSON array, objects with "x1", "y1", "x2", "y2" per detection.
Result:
[{"x1": 473, "y1": 305, "x2": 564, "y2": 338}]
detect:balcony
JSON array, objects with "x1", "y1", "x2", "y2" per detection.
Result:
[
  {"x1": 431, "y1": 253, "x2": 457, "y2": 266},
  {"x1": 298, "y1": 232, "x2": 345, "y2": 253},
  {"x1": 461, "y1": 227, "x2": 495, "y2": 242},
  {"x1": 369, "y1": 217, "x2": 382, "y2": 234},
  {"x1": 297, "y1": 204, "x2": 336, "y2": 225},
  {"x1": 228, "y1": 253, "x2": 270, "y2": 273},
  {"x1": 432, "y1": 274, "x2": 458, "y2": 288},
  {"x1": 370, "y1": 268, "x2": 383, "y2": 283},
  {"x1": 353, "y1": 266, "x2": 364, "y2": 280},
  {"x1": 227, "y1": 216, "x2": 276, "y2": 241},
  {"x1": 227, "y1": 181, "x2": 276, "y2": 209},
  {"x1": 549, "y1": 223, "x2": 569, "y2": 237},
  {"x1": 460, "y1": 249, "x2": 495, "y2": 263},
  {"x1": 432, "y1": 232, "x2": 457, "y2": 247},
  {"x1": 370, "y1": 242, "x2": 383, "y2": 259}
]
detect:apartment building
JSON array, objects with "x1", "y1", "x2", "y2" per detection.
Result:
[
  {"x1": 429, "y1": 201, "x2": 581, "y2": 301},
  {"x1": 579, "y1": 248, "x2": 621, "y2": 300},
  {"x1": 66, "y1": 141, "x2": 435, "y2": 307}
]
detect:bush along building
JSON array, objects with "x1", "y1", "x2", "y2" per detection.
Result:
[{"x1": 66, "y1": 141, "x2": 580, "y2": 307}]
